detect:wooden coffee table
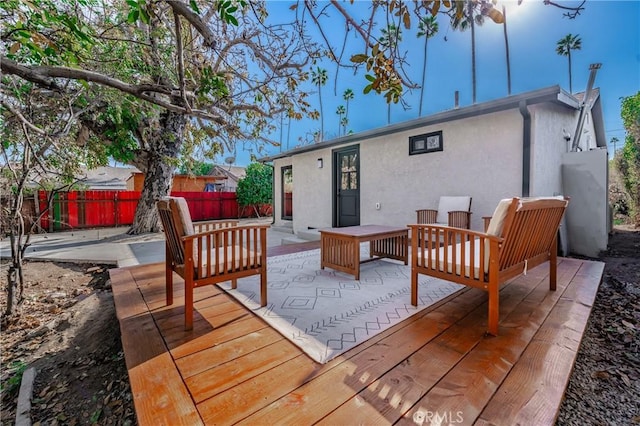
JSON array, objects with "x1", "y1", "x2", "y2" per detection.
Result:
[{"x1": 319, "y1": 225, "x2": 409, "y2": 280}]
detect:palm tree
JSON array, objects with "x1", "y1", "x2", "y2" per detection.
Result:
[
  {"x1": 340, "y1": 116, "x2": 349, "y2": 135},
  {"x1": 556, "y1": 34, "x2": 582, "y2": 93},
  {"x1": 417, "y1": 16, "x2": 439, "y2": 116},
  {"x1": 379, "y1": 24, "x2": 402, "y2": 124},
  {"x1": 336, "y1": 105, "x2": 346, "y2": 136},
  {"x1": 611, "y1": 136, "x2": 619, "y2": 157},
  {"x1": 343, "y1": 88, "x2": 354, "y2": 129},
  {"x1": 450, "y1": 2, "x2": 485, "y2": 104},
  {"x1": 502, "y1": 5, "x2": 511, "y2": 95},
  {"x1": 311, "y1": 67, "x2": 328, "y2": 140}
]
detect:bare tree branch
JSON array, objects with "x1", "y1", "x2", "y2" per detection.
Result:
[
  {"x1": 543, "y1": 0, "x2": 586, "y2": 18},
  {"x1": 173, "y1": 12, "x2": 191, "y2": 112},
  {"x1": 1, "y1": 100, "x2": 47, "y2": 135},
  {"x1": 1, "y1": 56, "x2": 225, "y2": 122},
  {"x1": 165, "y1": 0, "x2": 216, "y2": 47}
]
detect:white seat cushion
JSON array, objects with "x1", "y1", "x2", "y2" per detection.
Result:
[
  {"x1": 178, "y1": 246, "x2": 261, "y2": 278},
  {"x1": 436, "y1": 196, "x2": 472, "y2": 225},
  {"x1": 420, "y1": 240, "x2": 482, "y2": 280}
]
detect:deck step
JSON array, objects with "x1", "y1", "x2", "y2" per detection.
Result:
[
  {"x1": 280, "y1": 236, "x2": 310, "y2": 245},
  {"x1": 270, "y1": 224, "x2": 294, "y2": 234},
  {"x1": 297, "y1": 229, "x2": 321, "y2": 242}
]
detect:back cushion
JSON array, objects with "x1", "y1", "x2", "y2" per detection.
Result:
[
  {"x1": 486, "y1": 198, "x2": 514, "y2": 237},
  {"x1": 436, "y1": 196, "x2": 472, "y2": 224},
  {"x1": 171, "y1": 197, "x2": 195, "y2": 236}
]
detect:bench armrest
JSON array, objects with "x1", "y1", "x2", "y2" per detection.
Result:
[
  {"x1": 447, "y1": 211, "x2": 472, "y2": 229},
  {"x1": 482, "y1": 216, "x2": 492, "y2": 233},
  {"x1": 183, "y1": 224, "x2": 269, "y2": 243},
  {"x1": 416, "y1": 209, "x2": 438, "y2": 224},
  {"x1": 193, "y1": 219, "x2": 239, "y2": 233}
]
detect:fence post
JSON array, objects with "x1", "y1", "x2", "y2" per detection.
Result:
[
  {"x1": 48, "y1": 191, "x2": 54, "y2": 233},
  {"x1": 32, "y1": 193, "x2": 41, "y2": 233},
  {"x1": 115, "y1": 191, "x2": 119, "y2": 227}
]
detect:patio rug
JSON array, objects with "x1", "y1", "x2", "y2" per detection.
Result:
[{"x1": 219, "y1": 247, "x2": 463, "y2": 364}]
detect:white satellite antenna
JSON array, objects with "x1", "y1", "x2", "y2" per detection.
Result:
[{"x1": 224, "y1": 156, "x2": 235, "y2": 170}]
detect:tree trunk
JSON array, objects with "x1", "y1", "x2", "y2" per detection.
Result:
[
  {"x1": 5, "y1": 193, "x2": 26, "y2": 317},
  {"x1": 318, "y1": 85, "x2": 324, "y2": 141},
  {"x1": 568, "y1": 50, "x2": 573, "y2": 93},
  {"x1": 503, "y1": 5, "x2": 511, "y2": 96},
  {"x1": 127, "y1": 110, "x2": 187, "y2": 235},
  {"x1": 471, "y1": 11, "x2": 477, "y2": 104},
  {"x1": 419, "y1": 37, "x2": 427, "y2": 117}
]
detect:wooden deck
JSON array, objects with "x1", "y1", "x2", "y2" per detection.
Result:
[{"x1": 110, "y1": 241, "x2": 604, "y2": 425}]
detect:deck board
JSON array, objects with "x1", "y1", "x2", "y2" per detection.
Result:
[{"x1": 109, "y1": 243, "x2": 604, "y2": 425}]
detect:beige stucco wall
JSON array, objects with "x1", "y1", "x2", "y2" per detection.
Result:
[
  {"x1": 529, "y1": 103, "x2": 577, "y2": 197},
  {"x1": 270, "y1": 95, "x2": 608, "y2": 258},
  {"x1": 274, "y1": 108, "x2": 526, "y2": 233},
  {"x1": 579, "y1": 110, "x2": 598, "y2": 151},
  {"x1": 290, "y1": 151, "x2": 333, "y2": 233},
  {"x1": 562, "y1": 149, "x2": 609, "y2": 257},
  {"x1": 360, "y1": 110, "x2": 523, "y2": 231}
]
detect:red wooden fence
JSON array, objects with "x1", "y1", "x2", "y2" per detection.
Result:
[{"x1": 36, "y1": 190, "x2": 271, "y2": 231}]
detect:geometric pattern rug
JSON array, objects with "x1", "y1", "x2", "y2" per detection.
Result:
[{"x1": 219, "y1": 247, "x2": 464, "y2": 364}]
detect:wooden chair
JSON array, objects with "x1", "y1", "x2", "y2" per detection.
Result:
[
  {"x1": 409, "y1": 196, "x2": 569, "y2": 336},
  {"x1": 156, "y1": 197, "x2": 268, "y2": 330},
  {"x1": 416, "y1": 195, "x2": 473, "y2": 229}
]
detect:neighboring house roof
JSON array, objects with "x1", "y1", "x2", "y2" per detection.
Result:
[
  {"x1": 211, "y1": 165, "x2": 246, "y2": 182},
  {"x1": 79, "y1": 166, "x2": 139, "y2": 190},
  {"x1": 259, "y1": 85, "x2": 605, "y2": 162}
]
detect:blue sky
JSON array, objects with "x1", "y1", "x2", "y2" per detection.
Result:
[{"x1": 231, "y1": 0, "x2": 639, "y2": 165}]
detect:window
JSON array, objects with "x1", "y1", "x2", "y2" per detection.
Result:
[{"x1": 409, "y1": 131, "x2": 443, "y2": 155}]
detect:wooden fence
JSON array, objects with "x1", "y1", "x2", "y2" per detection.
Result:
[{"x1": 3, "y1": 190, "x2": 271, "y2": 233}]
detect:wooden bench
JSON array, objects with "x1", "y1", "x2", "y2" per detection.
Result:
[
  {"x1": 156, "y1": 197, "x2": 268, "y2": 330},
  {"x1": 409, "y1": 196, "x2": 569, "y2": 335}
]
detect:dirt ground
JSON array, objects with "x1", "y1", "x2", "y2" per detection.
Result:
[
  {"x1": 0, "y1": 263, "x2": 135, "y2": 425},
  {"x1": 1, "y1": 226, "x2": 639, "y2": 425}
]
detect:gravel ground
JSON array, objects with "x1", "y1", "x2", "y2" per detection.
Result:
[{"x1": 556, "y1": 226, "x2": 640, "y2": 425}]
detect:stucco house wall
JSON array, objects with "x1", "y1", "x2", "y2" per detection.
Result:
[
  {"x1": 562, "y1": 149, "x2": 609, "y2": 257},
  {"x1": 359, "y1": 110, "x2": 523, "y2": 231},
  {"x1": 291, "y1": 153, "x2": 331, "y2": 233},
  {"x1": 275, "y1": 109, "x2": 526, "y2": 234},
  {"x1": 529, "y1": 103, "x2": 576, "y2": 197},
  {"x1": 264, "y1": 85, "x2": 608, "y2": 257}
]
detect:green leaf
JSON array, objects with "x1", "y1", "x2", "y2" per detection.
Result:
[
  {"x1": 363, "y1": 85, "x2": 372, "y2": 94},
  {"x1": 189, "y1": 0, "x2": 200, "y2": 13},
  {"x1": 139, "y1": 8, "x2": 150, "y2": 24},
  {"x1": 227, "y1": 15, "x2": 238, "y2": 26},
  {"x1": 127, "y1": 9, "x2": 139, "y2": 23},
  {"x1": 350, "y1": 54, "x2": 368, "y2": 63}
]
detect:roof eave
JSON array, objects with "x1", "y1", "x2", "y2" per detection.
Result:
[{"x1": 259, "y1": 85, "x2": 579, "y2": 163}]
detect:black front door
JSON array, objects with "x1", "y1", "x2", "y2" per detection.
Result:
[{"x1": 333, "y1": 145, "x2": 360, "y2": 227}]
